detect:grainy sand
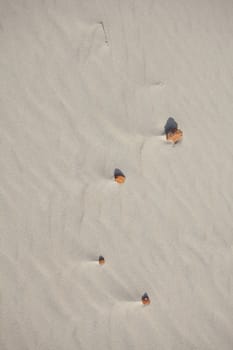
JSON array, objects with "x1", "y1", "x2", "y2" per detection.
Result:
[{"x1": 1, "y1": 1, "x2": 233, "y2": 349}]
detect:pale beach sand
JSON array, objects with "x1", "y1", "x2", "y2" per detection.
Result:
[{"x1": 1, "y1": 1, "x2": 233, "y2": 349}]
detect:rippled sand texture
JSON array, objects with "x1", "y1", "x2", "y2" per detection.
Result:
[{"x1": 1, "y1": 1, "x2": 233, "y2": 349}]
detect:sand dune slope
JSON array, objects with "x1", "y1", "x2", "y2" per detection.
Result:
[{"x1": 1, "y1": 1, "x2": 233, "y2": 349}]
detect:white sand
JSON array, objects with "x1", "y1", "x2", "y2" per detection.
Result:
[{"x1": 1, "y1": 1, "x2": 233, "y2": 349}]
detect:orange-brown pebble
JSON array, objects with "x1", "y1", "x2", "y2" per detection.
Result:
[
  {"x1": 99, "y1": 256, "x2": 105, "y2": 265},
  {"x1": 166, "y1": 128, "x2": 183, "y2": 143},
  {"x1": 115, "y1": 175, "x2": 126, "y2": 184},
  {"x1": 141, "y1": 293, "x2": 151, "y2": 305}
]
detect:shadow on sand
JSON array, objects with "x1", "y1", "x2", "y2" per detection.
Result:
[
  {"x1": 164, "y1": 117, "x2": 178, "y2": 134},
  {"x1": 114, "y1": 168, "x2": 125, "y2": 178}
]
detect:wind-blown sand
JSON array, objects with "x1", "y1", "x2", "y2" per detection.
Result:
[{"x1": 1, "y1": 1, "x2": 233, "y2": 349}]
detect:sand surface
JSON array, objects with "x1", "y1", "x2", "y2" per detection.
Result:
[{"x1": 1, "y1": 1, "x2": 233, "y2": 349}]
